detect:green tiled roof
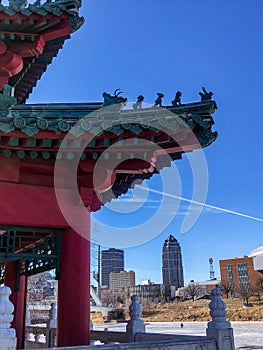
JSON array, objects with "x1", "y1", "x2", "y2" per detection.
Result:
[
  {"x1": 0, "y1": 1, "x2": 82, "y2": 17},
  {"x1": 0, "y1": 100, "x2": 217, "y2": 140},
  {"x1": 0, "y1": 100, "x2": 218, "y2": 168},
  {"x1": 0, "y1": 97, "x2": 218, "y2": 211},
  {"x1": 0, "y1": 0, "x2": 84, "y2": 103}
]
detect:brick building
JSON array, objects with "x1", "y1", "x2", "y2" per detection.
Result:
[{"x1": 219, "y1": 250, "x2": 263, "y2": 298}]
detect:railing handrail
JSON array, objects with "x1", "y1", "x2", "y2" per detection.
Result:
[
  {"x1": 135, "y1": 332, "x2": 215, "y2": 342},
  {"x1": 27, "y1": 337, "x2": 217, "y2": 350},
  {"x1": 90, "y1": 330, "x2": 127, "y2": 343},
  {"x1": 89, "y1": 329, "x2": 217, "y2": 345}
]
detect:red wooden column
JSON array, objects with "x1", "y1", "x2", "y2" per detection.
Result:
[
  {"x1": 4, "y1": 262, "x2": 27, "y2": 349},
  {"x1": 57, "y1": 224, "x2": 91, "y2": 346}
]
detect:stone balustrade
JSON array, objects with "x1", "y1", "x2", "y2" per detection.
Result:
[
  {"x1": 24, "y1": 287, "x2": 235, "y2": 350},
  {"x1": 90, "y1": 288, "x2": 235, "y2": 350},
  {"x1": 42, "y1": 339, "x2": 217, "y2": 350},
  {"x1": 25, "y1": 303, "x2": 57, "y2": 348}
]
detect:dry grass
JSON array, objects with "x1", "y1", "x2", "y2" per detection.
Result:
[
  {"x1": 140, "y1": 298, "x2": 263, "y2": 322},
  {"x1": 91, "y1": 297, "x2": 263, "y2": 323}
]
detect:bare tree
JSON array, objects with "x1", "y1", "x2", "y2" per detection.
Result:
[
  {"x1": 220, "y1": 281, "x2": 234, "y2": 299},
  {"x1": 253, "y1": 278, "x2": 263, "y2": 301},
  {"x1": 101, "y1": 289, "x2": 119, "y2": 307},
  {"x1": 27, "y1": 271, "x2": 57, "y2": 303},
  {"x1": 152, "y1": 285, "x2": 164, "y2": 303},
  {"x1": 237, "y1": 282, "x2": 254, "y2": 305},
  {"x1": 185, "y1": 283, "x2": 204, "y2": 302}
]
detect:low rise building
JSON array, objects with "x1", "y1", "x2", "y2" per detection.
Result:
[
  {"x1": 219, "y1": 249, "x2": 263, "y2": 298},
  {"x1": 177, "y1": 279, "x2": 220, "y2": 300},
  {"x1": 127, "y1": 283, "x2": 175, "y2": 302},
  {"x1": 109, "y1": 270, "x2": 135, "y2": 291}
]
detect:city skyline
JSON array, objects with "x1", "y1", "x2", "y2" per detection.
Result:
[
  {"x1": 93, "y1": 238, "x2": 222, "y2": 287},
  {"x1": 26, "y1": 1, "x2": 263, "y2": 284}
]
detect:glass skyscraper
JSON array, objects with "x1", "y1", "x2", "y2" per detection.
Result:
[
  {"x1": 162, "y1": 235, "x2": 184, "y2": 289},
  {"x1": 101, "y1": 248, "x2": 124, "y2": 287}
]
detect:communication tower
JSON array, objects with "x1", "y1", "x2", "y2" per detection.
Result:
[{"x1": 209, "y1": 258, "x2": 215, "y2": 280}]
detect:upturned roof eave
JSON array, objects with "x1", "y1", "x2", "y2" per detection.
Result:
[
  {"x1": 0, "y1": 100, "x2": 217, "y2": 139},
  {"x1": 0, "y1": 1, "x2": 84, "y2": 103}
]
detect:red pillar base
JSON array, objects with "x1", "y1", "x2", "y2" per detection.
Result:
[
  {"x1": 4, "y1": 262, "x2": 27, "y2": 350},
  {"x1": 57, "y1": 227, "x2": 90, "y2": 346}
]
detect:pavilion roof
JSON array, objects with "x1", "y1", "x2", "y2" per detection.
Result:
[
  {"x1": 0, "y1": 85, "x2": 218, "y2": 211},
  {"x1": 0, "y1": 100, "x2": 217, "y2": 139},
  {"x1": 0, "y1": 0, "x2": 84, "y2": 103}
]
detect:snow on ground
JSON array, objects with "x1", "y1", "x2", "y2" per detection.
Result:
[{"x1": 93, "y1": 321, "x2": 263, "y2": 349}]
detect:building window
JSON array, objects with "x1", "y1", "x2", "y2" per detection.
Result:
[
  {"x1": 227, "y1": 264, "x2": 233, "y2": 282},
  {"x1": 237, "y1": 263, "x2": 248, "y2": 285},
  {"x1": 227, "y1": 264, "x2": 235, "y2": 298}
]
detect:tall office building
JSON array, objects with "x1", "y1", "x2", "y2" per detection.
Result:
[
  {"x1": 162, "y1": 235, "x2": 184, "y2": 289},
  {"x1": 101, "y1": 248, "x2": 124, "y2": 287}
]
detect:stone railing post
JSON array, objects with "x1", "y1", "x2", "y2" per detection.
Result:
[
  {"x1": 206, "y1": 288, "x2": 235, "y2": 350},
  {"x1": 25, "y1": 306, "x2": 31, "y2": 327},
  {"x1": 49, "y1": 302, "x2": 57, "y2": 329},
  {"x1": 25, "y1": 306, "x2": 31, "y2": 341},
  {"x1": 35, "y1": 334, "x2": 41, "y2": 343},
  {"x1": 126, "y1": 295, "x2": 145, "y2": 342},
  {"x1": 48, "y1": 302, "x2": 57, "y2": 347},
  {"x1": 0, "y1": 285, "x2": 17, "y2": 350}
]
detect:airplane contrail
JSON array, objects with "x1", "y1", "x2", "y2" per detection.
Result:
[{"x1": 137, "y1": 185, "x2": 263, "y2": 223}]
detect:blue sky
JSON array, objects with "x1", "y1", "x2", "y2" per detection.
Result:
[{"x1": 27, "y1": 1, "x2": 263, "y2": 285}]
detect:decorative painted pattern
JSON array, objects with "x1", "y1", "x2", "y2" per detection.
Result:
[{"x1": 0, "y1": 100, "x2": 218, "y2": 162}]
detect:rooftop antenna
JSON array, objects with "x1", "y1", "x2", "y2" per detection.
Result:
[{"x1": 209, "y1": 258, "x2": 215, "y2": 280}]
